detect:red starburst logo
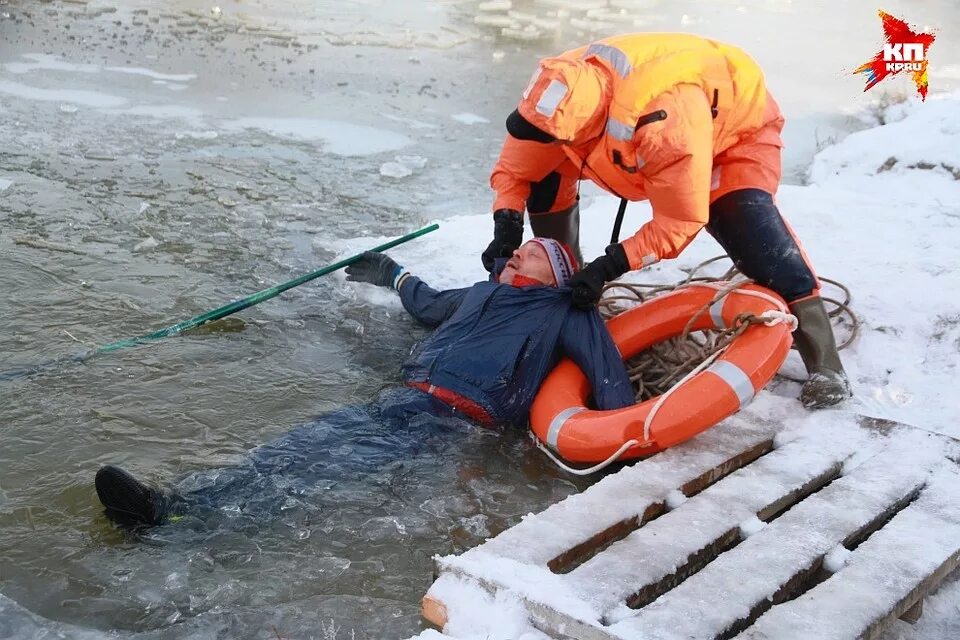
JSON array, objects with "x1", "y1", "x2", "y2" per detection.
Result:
[{"x1": 854, "y1": 11, "x2": 936, "y2": 100}]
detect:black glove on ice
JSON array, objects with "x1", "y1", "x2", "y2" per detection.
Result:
[
  {"x1": 481, "y1": 209, "x2": 524, "y2": 273},
  {"x1": 568, "y1": 243, "x2": 631, "y2": 309},
  {"x1": 345, "y1": 251, "x2": 406, "y2": 289}
]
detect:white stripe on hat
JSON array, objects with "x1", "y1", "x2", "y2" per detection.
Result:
[{"x1": 530, "y1": 237, "x2": 576, "y2": 287}]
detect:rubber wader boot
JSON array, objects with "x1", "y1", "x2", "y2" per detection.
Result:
[
  {"x1": 788, "y1": 297, "x2": 852, "y2": 409},
  {"x1": 529, "y1": 203, "x2": 583, "y2": 268}
]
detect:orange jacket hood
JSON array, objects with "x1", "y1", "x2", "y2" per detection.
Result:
[{"x1": 516, "y1": 56, "x2": 611, "y2": 144}]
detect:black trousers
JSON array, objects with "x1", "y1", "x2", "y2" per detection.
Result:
[{"x1": 706, "y1": 189, "x2": 818, "y2": 303}]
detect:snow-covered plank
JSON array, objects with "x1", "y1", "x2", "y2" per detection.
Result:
[
  {"x1": 607, "y1": 441, "x2": 938, "y2": 640},
  {"x1": 424, "y1": 419, "x2": 956, "y2": 640},
  {"x1": 424, "y1": 415, "x2": 778, "y2": 630},
  {"x1": 427, "y1": 415, "x2": 783, "y2": 628},
  {"x1": 567, "y1": 434, "x2": 860, "y2": 624},
  {"x1": 737, "y1": 467, "x2": 960, "y2": 640},
  {"x1": 419, "y1": 573, "x2": 554, "y2": 640},
  {"x1": 452, "y1": 414, "x2": 779, "y2": 570}
]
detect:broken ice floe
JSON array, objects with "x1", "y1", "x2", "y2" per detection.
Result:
[
  {"x1": 0, "y1": 80, "x2": 126, "y2": 108},
  {"x1": 133, "y1": 236, "x2": 159, "y2": 252},
  {"x1": 175, "y1": 130, "x2": 220, "y2": 140},
  {"x1": 380, "y1": 154, "x2": 428, "y2": 179},
  {"x1": 471, "y1": 0, "x2": 661, "y2": 41},
  {"x1": 4, "y1": 54, "x2": 196, "y2": 82},
  {"x1": 451, "y1": 112, "x2": 490, "y2": 125},
  {"x1": 222, "y1": 117, "x2": 411, "y2": 156}
]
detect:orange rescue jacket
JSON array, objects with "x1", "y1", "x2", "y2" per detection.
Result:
[{"x1": 490, "y1": 33, "x2": 784, "y2": 270}]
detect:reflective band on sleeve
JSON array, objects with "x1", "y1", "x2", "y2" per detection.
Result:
[
  {"x1": 606, "y1": 116, "x2": 635, "y2": 141},
  {"x1": 706, "y1": 360, "x2": 755, "y2": 409},
  {"x1": 641, "y1": 254, "x2": 658, "y2": 267},
  {"x1": 584, "y1": 43, "x2": 633, "y2": 78},
  {"x1": 710, "y1": 166, "x2": 722, "y2": 191},
  {"x1": 709, "y1": 297, "x2": 726, "y2": 329},
  {"x1": 547, "y1": 406, "x2": 587, "y2": 449},
  {"x1": 536, "y1": 79, "x2": 568, "y2": 117},
  {"x1": 522, "y1": 67, "x2": 543, "y2": 100}
]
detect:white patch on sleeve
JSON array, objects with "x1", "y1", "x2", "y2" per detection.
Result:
[{"x1": 535, "y1": 79, "x2": 568, "y2": 117}]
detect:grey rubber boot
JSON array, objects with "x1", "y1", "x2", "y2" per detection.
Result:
[
  {"x1": 529, "y1": 203, "x2": 584, "y2": 268},
  {"x1": 788, "y1": 297, "x2": 852, "y2": 409}
]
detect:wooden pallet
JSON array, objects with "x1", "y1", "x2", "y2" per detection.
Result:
[{"x1": 421, "y1": 412, "x2": 960, "y2": 640}]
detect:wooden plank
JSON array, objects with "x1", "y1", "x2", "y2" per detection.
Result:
[
  {"x1": 899, "y1": 600, "x2": 923, "y2": 625},
  {"x1": 606, "y1": 447, "x2": 932, "y2": 640},
  {"x1": 453, "y1": 415, "x2": 780, "y2": 568},
  {"x1": 423, "y1": 417, "x2": 955, "y2": 640},
  {"x1": 566, "y1": 436, "x2": 853, "y2": 625},
  {"x1": 548, "y1": 435, "x2": 774, "y2": 574},
  {"x1": 421, "y1": 594, "x2": 448, "y2": 629},
  {"x1": 430, "y1": 416, "x2": 785, "y2": 631},
  {"x1": 736, "y1": 468, "x2": 960, "y2": 640}
]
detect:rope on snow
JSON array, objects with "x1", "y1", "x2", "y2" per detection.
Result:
[{"x1": 597, "y1": 256, "x2": 859, "y2": 400}]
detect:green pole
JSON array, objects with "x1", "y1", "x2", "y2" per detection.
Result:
[{"x1": 2, "y1": 223, "x2": 439, "y2": 380}]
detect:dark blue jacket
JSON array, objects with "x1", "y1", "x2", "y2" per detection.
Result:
[{"x1": 397, "y1": 276, "x2": 635, "y2": 426}]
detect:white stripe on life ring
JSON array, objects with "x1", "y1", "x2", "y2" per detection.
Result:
[
  {"x1": 709, "y1": 297, "x2": 726, "y2": 329},
  {"x1": 706, "y1": 360, "x2": 755, "y2": 409},
  {"x1": 547, "y1": 406, "x2": 587, "y2": 449}
]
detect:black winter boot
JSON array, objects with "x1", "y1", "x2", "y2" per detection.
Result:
[
  {"x1": 788, "y1": 297, "x2": 852, "y2": 409},
  {"x1": 529, "y1": 203, "x2": 583, "y2": 268},
  {"x1": 95, "y1": 465, "x2": 174, "y2": 526}
]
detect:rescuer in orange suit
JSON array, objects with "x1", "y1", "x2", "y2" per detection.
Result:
[{"x1": 481, "y1": 33, "x2": 851, "y2": 409}]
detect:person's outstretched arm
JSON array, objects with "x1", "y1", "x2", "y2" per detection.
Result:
[
  {"x1": 345, "y1": 251, "x2": 468, "y2": 328},
  {"x1": 558, "y1": 309, "x2": 635, "y2": 410}
]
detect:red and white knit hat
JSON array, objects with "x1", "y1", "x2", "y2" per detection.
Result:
[{"x1": 529, "y1": 237, "x2": 579, "y2": 287}]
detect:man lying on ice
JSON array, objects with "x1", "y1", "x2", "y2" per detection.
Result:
[{"x1": 94, "y1": 238, "x2": 635, "y2": 526}]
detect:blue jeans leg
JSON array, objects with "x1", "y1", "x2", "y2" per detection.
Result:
[{"x1": 174, "y1": 387, "x2": 458, "y2": 518}]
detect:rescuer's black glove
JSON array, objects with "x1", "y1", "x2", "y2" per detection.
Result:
[
  {"x1": 481, "y1": 209, "x2": 524, "y2": 273},
  {"x1": 568, "y1": 243, "x2": 631, "y2": 309}
]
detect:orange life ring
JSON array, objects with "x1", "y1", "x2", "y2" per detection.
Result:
[{"x1": 530, "y1": 283, "x2": 794, "y2": 464}]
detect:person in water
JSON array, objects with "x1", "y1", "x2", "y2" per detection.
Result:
[{"x1": 95, "y1": 238, "x2": 635, "y2": 526}]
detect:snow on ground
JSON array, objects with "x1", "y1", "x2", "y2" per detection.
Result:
[{"x1": 340, "y1": 91, "x2": 960, "y2": 639}]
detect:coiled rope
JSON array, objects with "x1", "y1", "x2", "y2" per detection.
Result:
[
  {"x1": 598, "y1": 256, "x2": 859, "y2": 400},
  {"x1": 535, "y1": 257, "x2": 858, "y2": 476}
]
